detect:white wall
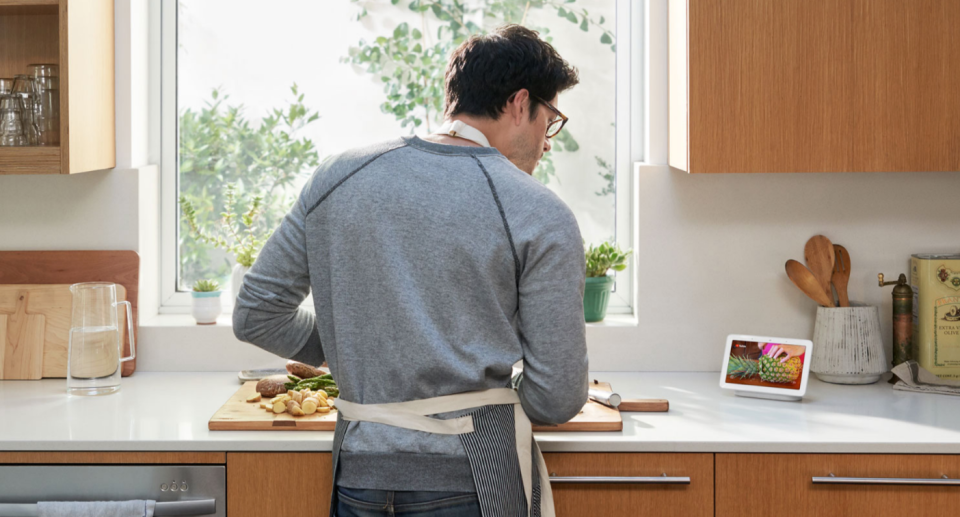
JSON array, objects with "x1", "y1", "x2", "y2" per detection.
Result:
[{"x1": 2, "y1": 1, "x2": 959, "y2": 373}]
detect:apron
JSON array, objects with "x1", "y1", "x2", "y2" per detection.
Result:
[{"x1": 330, "y1": 389, "x2": 556, "y2": 517}]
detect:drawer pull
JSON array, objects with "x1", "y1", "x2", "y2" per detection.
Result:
[
  {"x1": 549, "y1": 473, "x2": 690, "y2": 485},
  {"x1": 812, "y1": 473, "x2": 960, "y2": 486}
]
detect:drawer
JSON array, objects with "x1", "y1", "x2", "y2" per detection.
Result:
[
  {"x1": 717, "y1": 454, "x2": 960, "y2": 517},
  {"x1": 543, "y1": 453, "x2": 713, "y2": 517}
]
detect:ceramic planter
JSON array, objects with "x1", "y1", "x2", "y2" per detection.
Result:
[
  {"x1": 583, "y1": 275, "x2": 615, "y2": 322},
  {"x1": 231, "y1": 263, "x2": 251, "y2": 307},
  {"x1": 191, "y1": 291, "x2": 222, "y2": 325}
]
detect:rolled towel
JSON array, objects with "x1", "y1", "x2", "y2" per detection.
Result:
[{"x1": 38, "y1": 500, "x2": 155, "y2": 517}]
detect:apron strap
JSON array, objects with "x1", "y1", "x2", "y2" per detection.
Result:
[
  {"x1": 337, "y1": 388, "x2": 518, "y2": 415},
  {"x1": 336, "y1": 399, "x2": 475, "y2": 435},
  {"x1": 435, "y1": 119, "x2": 492, "y2": 148}
]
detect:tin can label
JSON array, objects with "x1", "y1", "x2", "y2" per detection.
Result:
[{"x1": 913, "y1": 256, "x2": 960, "y2": 379}]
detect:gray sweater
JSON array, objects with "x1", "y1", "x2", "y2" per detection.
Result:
[{"x1": 233, "y1": 135, "x2": 589, "y2": 492}]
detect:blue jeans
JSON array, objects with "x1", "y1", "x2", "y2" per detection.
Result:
[{"x1": 336, "y1": 487, "x2": 482, "y2": 517}]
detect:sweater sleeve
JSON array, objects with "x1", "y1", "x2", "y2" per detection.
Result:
[
  {"x1": 515, "y1": 206, "x2": 589, "y2": 426},
  {"x1": 232, "y1": 183, "x2": 323, "y2": 365}
]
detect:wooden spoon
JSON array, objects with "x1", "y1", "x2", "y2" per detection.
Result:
[
  {"x1": 785, "y1": 259, "x2": 835, "y2": 307},
  {"x1": 804, "y1": 235, "x2": 835, "y2": 303},
  {"x1": 832, "y1": 244, "x2": 851, "y2": 307}
]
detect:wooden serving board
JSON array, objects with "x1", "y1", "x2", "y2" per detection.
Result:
[
  {"x1": 0, "y1": 291, "x2": 44, "y2": 379},
  {"x1": 0, "y1": 251, "x2": 139, "y2": 376},
  {"x1": 209, "y1": 381, "x2": 339, "y2": 431},
  {"x1": 533, "y1": 382, "x2": 623, "y2": 432},
  {"x1": 210, "y1": 382, "x2": 623, "y2": 432},
  {"x1": 0, "y1": 284, "x2": 127, "y2": 379}
]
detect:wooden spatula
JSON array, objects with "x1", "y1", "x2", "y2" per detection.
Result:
[
  {"x1": 786, "y1": 259, "x2": 835, "y2": 307},
  {"x1": 804, "y1": 235, "x2": 835, "y2": 303},
  {"x1": 0, "y1": 291, "x2": 45, "y2": 380},
  {"x1": 832, "y1": 244, "x2": 851, "y2": 307}
]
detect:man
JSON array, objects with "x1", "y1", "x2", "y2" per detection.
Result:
[{"x1": 234, "y1": 24, "x2": 588, "y2": 517}]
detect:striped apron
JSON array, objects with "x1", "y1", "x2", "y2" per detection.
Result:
[{"x1": 329, "y1": 389, "x2": 555, "y2": 517}]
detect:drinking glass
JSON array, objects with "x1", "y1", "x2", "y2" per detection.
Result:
[
  {"x1": 28, "y1": 64, "x2": 59, "y2": 146},
  {"x1": 0, "y1": 78, "x2": 14, "y2": 95},
  {"x1": 12, "y1": 75, "x2": 40, "y2": 145},
  {"x1": 0, "y1": 95, "x2": 27, "y2": 146},
  {"x1": 67, "y1": 283, "x2": 136, "y2": 396}
]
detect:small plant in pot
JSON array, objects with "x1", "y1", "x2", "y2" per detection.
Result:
[
  {"x1": 584, "y1": 241, "x2": 633, "y2": 322},
  {"x1": 191, "y1": 279, "x2": 222, "y2": 325},
  {"x1": 180, "y1": 182, "x2": 273, "y2": 307}
]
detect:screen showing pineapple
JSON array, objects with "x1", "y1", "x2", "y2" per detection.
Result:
[{"x1": 726, "y1": 341, "x2": 806, "y2": 390}]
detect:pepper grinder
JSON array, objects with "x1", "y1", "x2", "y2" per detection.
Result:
[{"x1": 878, "y1": 273, "x2": 913, "y2": 369}]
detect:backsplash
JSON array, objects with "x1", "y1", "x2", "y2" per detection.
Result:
[{"x1": 2, "y1": 166, "x2": 960, "y2": 371}]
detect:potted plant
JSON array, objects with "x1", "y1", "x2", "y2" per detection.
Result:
[
  {"x1": 191, "y1": 279, "x2": 222, "y2": 325},
  {"x1": 180, "y1": 182, "x2": 272, "y2": 307},
  {"x1": 583, "y1": 241, "x2": 633, "y2": 322}
]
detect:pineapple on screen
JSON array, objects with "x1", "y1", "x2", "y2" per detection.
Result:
[{"x1": 758, "y1": 354, "x2": 801, "y2": 384}]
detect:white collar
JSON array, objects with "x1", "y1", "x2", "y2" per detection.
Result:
[{"x1": 435, "y1": 120, "x2": 491, "y2": 148}]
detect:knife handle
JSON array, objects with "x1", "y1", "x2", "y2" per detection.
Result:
[{"x1": 618, "y1": 399, "x2": 669, "y2": 412}]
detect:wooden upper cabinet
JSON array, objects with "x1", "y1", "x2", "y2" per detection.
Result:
[
  {"x1": 670, "y1": 0, "x2": 960, "y2": 173},
  {"x1": 0, "y1": 0, "x2": 115, "y2": 175}
]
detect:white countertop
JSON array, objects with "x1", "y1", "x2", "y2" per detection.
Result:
[{"x1": 2, "y1": 372, "x2": 960, "y2": 453}]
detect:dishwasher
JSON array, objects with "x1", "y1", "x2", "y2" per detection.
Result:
[{"x1": 0, "y1": 465, "x2": 224, "y2": 516}]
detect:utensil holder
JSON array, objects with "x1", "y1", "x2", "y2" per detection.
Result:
[{"x1": 811, "y1": 305, "x2": 888, "y2": 384}]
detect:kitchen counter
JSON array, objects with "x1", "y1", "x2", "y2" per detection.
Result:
[{"x1": 2, "y1": 372, "x2": 960, "y2": 453}]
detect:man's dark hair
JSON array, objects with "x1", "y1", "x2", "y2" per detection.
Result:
[{"x1": 444, "y1": 25, "x2": 579, "y2": 121}]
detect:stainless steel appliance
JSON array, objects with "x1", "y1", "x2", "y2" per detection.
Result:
[{"x1": 0, "y1": 465, "x2": 224, "y2": 516}]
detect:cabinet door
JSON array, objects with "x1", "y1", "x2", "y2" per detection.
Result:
[
  {"x1": 227, "y1": 452, "x2": 332, "y2": 517},
  {"x1": 717, "y1": 454, "x2": 960, "y2": 517},
  {"x1": 544, "y1": 453, "x2": 713, "y2": 517},
  {"x1": 672, "y1": 0, "x2": 960, "y2": 173}
]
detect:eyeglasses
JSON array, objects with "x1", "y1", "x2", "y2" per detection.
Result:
[{"x1": 532, "y1": 94, "x2": 568, "y2": 139}]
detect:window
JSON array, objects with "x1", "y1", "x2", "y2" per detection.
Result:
[{"x1": 161, "y1": 0, "x2": 640, "y2": 314}]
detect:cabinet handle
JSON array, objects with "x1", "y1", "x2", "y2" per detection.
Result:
[
  {"x1": 549, "y1": 473, "x2": 690, "y2": 485},
  {"x1": 812, "y1": 473, "x2": 960, "y2": 486},
  {"x1": 0, "y1": 499, "x2": 216, "y2": 517}
]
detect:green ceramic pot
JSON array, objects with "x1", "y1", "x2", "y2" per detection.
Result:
[{"x1": 583, "y1": 275, "x2": 615, "y2": 322}]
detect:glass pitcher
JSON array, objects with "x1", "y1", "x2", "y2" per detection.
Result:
[{"x1": 68, "y1": 283, "x2": 136, "y2": 395}]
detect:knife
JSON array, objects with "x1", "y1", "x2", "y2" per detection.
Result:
[{"x1": 588, "y1": 388, "x2": 622, "y2": 408}]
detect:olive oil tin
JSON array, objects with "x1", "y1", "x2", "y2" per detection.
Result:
[{"x1": 912, "y1": 254, "x2": 960, "y2": 380}]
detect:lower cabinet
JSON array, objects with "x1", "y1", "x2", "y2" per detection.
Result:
[
  {"x1": 221, "y1": 452, "x2": 960, "y2": 516},
  {"x1": 224, "y1": 452, "x2": 713, "y2": 516},
  {"x1": 716, "y1": 454, "x2": 960, "y2": 517},
  {"x1": 226, "y1": 452, "x2": 332, "y2": 517},
  {"x1": 544, "y1": 453, "x2": 714, "y2": 517}
]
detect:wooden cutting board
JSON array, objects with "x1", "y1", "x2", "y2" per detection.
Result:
[
  {"x1": 0, "y1": 284, "x2": 127, "y2": 378},
  {"x1": 0, "y1": 284, "x2": 127, "y2": 379},
  {"x1": 209, "y1": 382, "x2": 623, "y2": 432},
  {"x1": 0, "y1": 251, "x2": 139, "y2": 376},
  {"x1": 0, "y1": 291, "x2": 45, "y2": 379},
  {"x1": 533, "y1": 382, "x2": 623, "y2": 432},
  {"x1": 209, "y1": 381, "x2": 339, "y2": 431}
]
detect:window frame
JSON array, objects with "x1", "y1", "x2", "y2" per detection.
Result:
[{"x1": 159, "y1": 0, "x2": 643, "y2": 315}]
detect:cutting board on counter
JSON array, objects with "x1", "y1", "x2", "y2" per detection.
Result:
[
  {"x1": 533, "y1": 382, "x2": 622, "y2": 432},
  {"x1": 209, "y1": 382, "x2": 623, "y2": 432},
  {"x1": 0, "y1": 284, "x2": 127, "y2": 379},
  {"x1": 0, "y1": 251, "x2": 139, "y2": 377},
  {"x1": 0, "y1": 290, "x2": 45, "y2": 379},
  {"x1": 209, "y1": 381, "x2": 339, "y2": 431}
]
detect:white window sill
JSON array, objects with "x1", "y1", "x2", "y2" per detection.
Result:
[
  {"x1": 136, "y1": 311, "x2": 637, "y2": 373},
  {"x1": 141, "y1": 312, "x2": 638, "y2": 329}
]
